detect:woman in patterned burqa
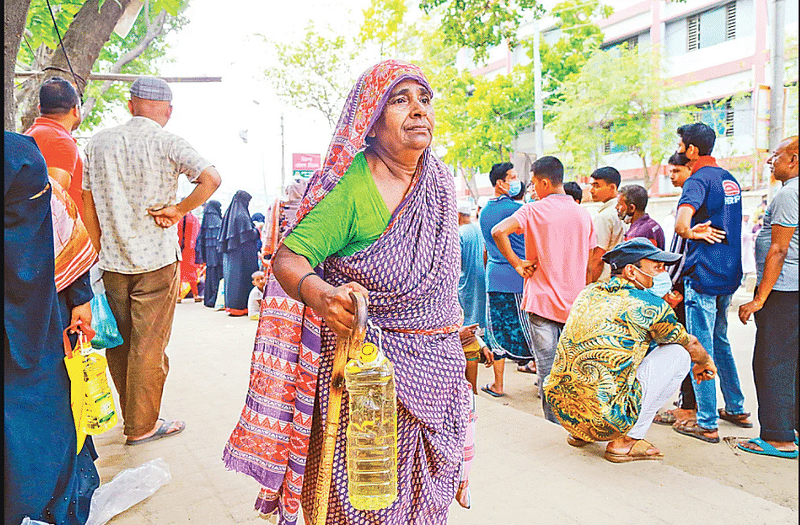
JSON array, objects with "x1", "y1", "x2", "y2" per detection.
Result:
[{"x1": 223, "y1": 60, "x2": 471, "y2": 524}]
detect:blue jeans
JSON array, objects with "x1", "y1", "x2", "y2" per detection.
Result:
[
  {"x1": 684, "y1": 278, "x2": 746, "y2": 430},
  {"x1": 527, "y1": 312, "x2": 563, "y2": 424}
]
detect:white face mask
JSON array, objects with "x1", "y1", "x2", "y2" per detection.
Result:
[{"x1": 633, "y1": 266, "x2": 672, "y2": 298}]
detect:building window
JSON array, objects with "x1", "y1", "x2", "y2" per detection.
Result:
[
  {"x1": 603, "y1": 124, "x2": 632, "y2": 154},
  {"x1": 602, "y1": 32, "x2": 644, "y2": 54},
  {"x1": 692, "y1": 99, "x2": 734, "y2": 137},
  {"x1": 687, "y1": 2, "x2": 736, "y2": 51}
]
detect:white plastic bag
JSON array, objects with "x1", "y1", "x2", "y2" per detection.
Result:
[
  {"x1": 85, "y1": 458, "x2": 171, "y2": 525},
  {"x1": 20, "y1": 518, "x2": 53, "y2": 525}
]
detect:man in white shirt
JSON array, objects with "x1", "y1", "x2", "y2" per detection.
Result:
[
  {"x1": 83, "y1": 77, "x2": 221, "y2": 445},
  {"x1": 587, "y1": 166, "x2": 626, "y2": 282}
]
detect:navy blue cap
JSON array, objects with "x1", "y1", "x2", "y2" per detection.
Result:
[{"x1": 602, "y1": 238, "x2": 682, "y2": 271}]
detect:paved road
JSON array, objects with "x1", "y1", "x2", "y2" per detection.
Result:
[{"x1": 95, "y1": 288, "x2": 797, "y2": 524}]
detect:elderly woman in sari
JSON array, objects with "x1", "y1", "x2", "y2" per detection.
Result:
[{"x1": 224, "y1": 60, "x2": 471, "y2": 525}]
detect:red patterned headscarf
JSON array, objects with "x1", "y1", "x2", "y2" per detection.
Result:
[{"x1": 288, "y1": 59, "x2": 434, "y2": 233}]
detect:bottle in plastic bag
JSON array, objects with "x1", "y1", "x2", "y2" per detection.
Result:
[
  {"x1": 344, "y1": 342, "x2": 398, "y2": 510},
  {"x1": 80, "y1": 350, "x2": 117, "y2": 434}
]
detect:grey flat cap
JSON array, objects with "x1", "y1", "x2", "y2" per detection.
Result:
[{"x1": 130, "y1": 77, "x2": 172, "y2": 101}]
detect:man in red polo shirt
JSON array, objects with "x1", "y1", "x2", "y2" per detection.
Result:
[{"x1": 24, "y1": 76, "x2": 85, "y2": 216}]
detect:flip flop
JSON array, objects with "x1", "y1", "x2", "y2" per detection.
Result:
[
  {"x1": 736, "y1": 438, "x2": 798, "y2": 459},
  {"x1": 673, "y1": 421, "x2": 720, "y2": 443},
  {"x1": 718, "y1": 408, "x2": 753, "y2": 428},
  {"x1": 567, "y1": 434, "x2": 591, "y2": 448},
  {"x1": 517, "y1": 363, "x2": 536, "y2": 374},
  {"x1": 604, "y1": 439, "x2": 664, "y2": 463},
  {"x1": 125, "y1": 419, "x2": 185, "y2": 446},
  {"x1": 480, "y1": 383, "x2": 505, "y2": 398}
]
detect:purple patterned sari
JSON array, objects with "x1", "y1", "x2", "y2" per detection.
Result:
[{"x1": 224, "y1": 60, "x2": 470, "y2": 525}]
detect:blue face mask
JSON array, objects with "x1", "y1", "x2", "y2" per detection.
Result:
[
  {"x1": 507, "y1": 180, "x2": 522, "y2": 197},
  {"x1": 635, "y1": 267, "x2": 672, "y2": 298}
]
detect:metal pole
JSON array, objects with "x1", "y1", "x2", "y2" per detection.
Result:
[
  {"x1": 768, "y1": 0, "x2": 786, "y2": 201},
  {"x1": 14, "y1": 71, "x2": 222, "y2": 83},
  {"x1": 280, "y1": 113, "x2": 286, "y2": 194},
  {"x1": 532, "y1": 18, "x2": 544, "y2": 158}
]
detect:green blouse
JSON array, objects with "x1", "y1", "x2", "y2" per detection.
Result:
[{"x1": 283, "y1": 152, "x2": 390, "y2": 268}]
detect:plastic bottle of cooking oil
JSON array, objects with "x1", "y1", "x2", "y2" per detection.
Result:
[
  {"x1": 81, "y1": 351, "x2": 118, "y2": 434},
  {"x1": 344, "y1": 342, "x2": 398, "y2": 511}
]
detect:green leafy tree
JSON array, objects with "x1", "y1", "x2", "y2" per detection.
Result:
[
  {"x1": 431, "y1": 65, "x2": 533, "y2": 200},
  {"x1": 531, "y1": 0, "x2": 612, "y2": 123},
  {"x1": 548, "y1": 46, "x2": 690, "y2": 187},
  {"x1": 260, "y1": 22, "x2": 361, "y2": 130},
  {"x1": 358, "y1": 0, "x2": 408, "y2": 57},
  {"x1": 419, "y1": 0, "x2": 544, "y2": 62},
  {"x1": 10, "y1": 0, "x2": 184, "y2": 132}
]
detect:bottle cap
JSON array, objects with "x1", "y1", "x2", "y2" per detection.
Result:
[{"x1": 359, "y1": 343, "x2": 379, "y2": 363}]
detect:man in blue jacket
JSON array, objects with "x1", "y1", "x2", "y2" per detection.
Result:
[{"x1": 672, "y1": 122, "x2": 751, "y2": 444}]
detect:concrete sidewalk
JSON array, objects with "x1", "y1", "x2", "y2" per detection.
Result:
[{"x1": 94, "y1": 299, "x2": 798, "y2": 524}]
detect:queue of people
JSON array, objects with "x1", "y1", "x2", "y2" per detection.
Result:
[
  {"x1": 4, "y1": 61, "x2": 797, "y2": 525},
  {"x1": 455, "y1": 122, "x2": 797, "y2": 465}
]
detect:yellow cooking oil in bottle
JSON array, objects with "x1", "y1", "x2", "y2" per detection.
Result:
[{"x1": 344, "y1": 341, "x2": 398, "y2": 510}]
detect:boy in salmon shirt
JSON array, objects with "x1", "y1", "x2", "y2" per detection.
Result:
[{"x1": 492, "y1": 156, "x2": 597, "y2": 422}]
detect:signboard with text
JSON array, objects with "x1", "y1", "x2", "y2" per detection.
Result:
[{"x1": 292, "y1": 153, "x2": 321, "y2": 179}]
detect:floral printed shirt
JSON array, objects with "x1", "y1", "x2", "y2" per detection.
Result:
[{"x1": 543, "y1": 277, "x2": 690, "y2": 442}]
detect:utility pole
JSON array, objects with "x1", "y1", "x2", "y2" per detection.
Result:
[
  {"x1": 280, "y1": 113, "x2": 286, "y2": 194},
  {"x1": 768, "y1": 0, "x2": 786, "y2": 200},
  {"x1": 532, "y1": 17, "x2": 544, "y2": 158}
]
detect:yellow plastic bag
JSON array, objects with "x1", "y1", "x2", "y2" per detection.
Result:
[
  {"x1": 63, "y1": 321, "x2": 118, "y2": 453},
  {"x1": 63, "y1": 323, "x2": 91, "y2": 453}
]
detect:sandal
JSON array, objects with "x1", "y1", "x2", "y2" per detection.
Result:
[
  {"x1": 126, "y1": 419, "x2": 185, "y2": 445},
  {"x1": 567, "y1": 434, "x2": 591, "y2": 448},
  {"x1": 736, "y1": 438, "x2": 798, "y2": 459},
  {"x1": 653, "y1": 409, "x2": 695, "y2": 426},
  {"x1": 673, "y1": 421, "x2": 719, "y2": 443},
  {"x1": 718, "y1": 408, "x2": 753, "y2": 428},
  {"x1": 604, "y1": 439, "x2": 664, "y2": 463},
  {"x1": 480, "y1": 383, "x2": 505, "y2": 398},
  {"x1": 517, "y1": 363, "x2": 536, "y2": 374}
]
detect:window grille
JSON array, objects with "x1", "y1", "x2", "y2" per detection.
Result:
[
  {"x1": 724, "y1": 100, "x2": 734, "y2": 137},
  {"x1": 687, "y1": 15, "x2": 699, "y2": 51},
  {"x1": 726, "y1": 2, "x2": 736, "y2": 40}
]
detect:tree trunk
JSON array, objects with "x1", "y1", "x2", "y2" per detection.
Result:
[
  {"x1": 4, "y1": 0, "x2": 32, "y2": 132},
  {"x1": 16, "y1": 0, "x2": 132, "y2": 132},
  {"x1": 81, "y1": 9, "x2": 168, "y2": 118},
  {"x1": 458, "y1": 163, "x2": 480, "y2": 203},
  {"x1": 640, "y1": 152, "x2": 652, "y2": 191}
]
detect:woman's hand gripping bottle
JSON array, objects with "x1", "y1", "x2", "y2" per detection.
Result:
[{"x1": 344, "y1": 339, "x2": 398, "y2": 510}]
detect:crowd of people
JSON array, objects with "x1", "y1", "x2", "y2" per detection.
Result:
[{"x1": 4, "y1": 61, "x2": 797, "y2": 525}]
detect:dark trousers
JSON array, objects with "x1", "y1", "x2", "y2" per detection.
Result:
[{"x1": 753, "y1": 289, "x2": 799, "y2": 442}]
